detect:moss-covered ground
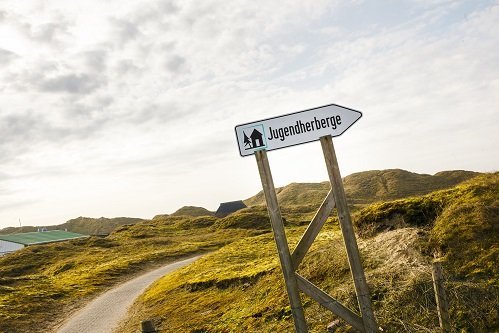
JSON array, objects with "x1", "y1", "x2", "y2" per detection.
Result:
[
  {"x1": 0, "y1": 171, "x2": 495, "y2": 333},
  {"x1": 118, "y1": 173, "x2": 497, "y2": 332},
  {"x1": 0, "y1": 216, "x2": 261, "y2": 333}
]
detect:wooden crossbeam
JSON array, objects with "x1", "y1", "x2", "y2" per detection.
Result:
[
  {"x1": 295, "y1": 273, "x2": 366, "y2": 333},
  {"x1": 292, "y1": 189, "x2": 336, "y2": 270}
]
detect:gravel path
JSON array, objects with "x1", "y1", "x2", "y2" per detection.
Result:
[{"x1": 57, "y1": 255, "x2": 202, "y2": 333}]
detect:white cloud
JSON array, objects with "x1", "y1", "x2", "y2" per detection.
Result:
[{"x1": 0, "y1": 0, "x2": 497, "y2": 228}]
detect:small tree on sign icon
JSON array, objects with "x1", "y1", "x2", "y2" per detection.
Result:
[{"x1": 244, "y1": 132, "x2": 252, "y2": 148}]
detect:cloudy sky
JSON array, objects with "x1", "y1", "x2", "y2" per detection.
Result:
[{"x1": 1, "y1": 0, "x2": 498, "y2": 229}]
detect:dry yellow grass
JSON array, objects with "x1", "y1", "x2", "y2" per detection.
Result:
[{"x1": 118, "y1": 173, "x2": 497, "y2": 332}]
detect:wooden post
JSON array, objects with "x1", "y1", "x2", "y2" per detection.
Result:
[
  {"x1": 141, "y1": 320, "x2": 156, "y2": 333},
  {"x1": 255, "y1": 150, "x2": 308, "y2": 333},
  {"x1": 320, "y1": 135, "x2": 378, "y2": 333},
  {"x1": 432, "y1": 261, "x2": 451, "y2": 332}
]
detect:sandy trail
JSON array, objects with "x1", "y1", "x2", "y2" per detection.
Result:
[{"x1": 57, "y1": 255, "x2": 201, "y2": 333}]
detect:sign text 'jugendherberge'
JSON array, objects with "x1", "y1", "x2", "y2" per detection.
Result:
[{"x1": 235, "y1": 103, "x2": 362, "y2": 157}]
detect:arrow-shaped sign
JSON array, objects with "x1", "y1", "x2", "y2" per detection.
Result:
[{"x1": 235, "y1": 103, "x2": 362, "y2": 157}]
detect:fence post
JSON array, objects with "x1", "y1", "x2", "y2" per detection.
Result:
[
  {"x1": 432, "y1": 261, "x2": 451, "y2": 332},
  {"x1": 141, "y1": 320, "x2": 157, "y2": 333}
]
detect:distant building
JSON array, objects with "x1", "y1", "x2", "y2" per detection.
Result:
[
  {"x1": 0, "y1": 230, "x2": 89, "y2": 256},
  {"x1": 215, "y1": 200, "x2": 247, "y2": 217}
]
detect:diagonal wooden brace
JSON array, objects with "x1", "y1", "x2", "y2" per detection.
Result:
[
  {"x1": 292, "y1": 190, "x2": 336, "y2": 270},
  {"x1": 295, "y1": 273, "x2": 366, "y2": 333}
]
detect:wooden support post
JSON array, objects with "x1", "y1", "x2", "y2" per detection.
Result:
[
  {"x1": 292, "y1": 189, "x2": 336, "y2": 269},
  {"x1": 141, "y1": 320, "x2": 157, "y2": 333},
  {"x1": 255, "y1": 150, "x2": 308, "y2": 333},
  {"x1": 320, "y1": 135, "x2": 378, "y2": 333},
  {"x1": 432, "y1": 261, "x2": 451, "y2": 332}
]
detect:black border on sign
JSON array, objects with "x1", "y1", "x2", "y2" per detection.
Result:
[{"x1": 234, "y1": 103, "x2": 363, "y2": 157}]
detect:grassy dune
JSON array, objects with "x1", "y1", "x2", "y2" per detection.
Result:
[
  {"x1": 118, "y1": 173, "x2": 497, "y2": 332},
  {"x1": 0, "y1": 169, "x2": 492, "y2": 333},
  {"x1": 0, "y1": 216, "x2": 261, "y2": 333},
  {"x1": 0, "y1": 216, "x2": 147, "y2": 236},
  {"x1": 244, "y1": 169, "x2": 479, "y2": 207},
  {"x1": 171, "y1": 206, "x2": 215, "y2": 217},
  {"x1": 356, "y1": 173, "x2": 498, "y2": 285}
]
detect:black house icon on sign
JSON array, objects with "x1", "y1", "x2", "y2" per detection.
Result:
[{"x1": 249, "y1": 129, "x2": 264, "y2": 149}]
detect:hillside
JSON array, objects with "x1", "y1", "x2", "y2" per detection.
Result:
[
  {"x1": 0, "y1": 216, "x2": 260, "y2": 333},
  {"x1": 0, "y1": 169, "x2": 494, "y2": 333},
  {"x1": 59, "y1": 216, "x2": 146, "y2": 235},
  {"x1": 244, "y1": 169, "x2": 479, "y2": 207},
  {"x1": 0, "y1": 216, "x2": 146, "y2": 236},
  {"x1": 0, "y1": 169, "x2": 477, "y2": 236},
  {"x1": 355, "y1": 172, "x2": 498, "y2": 284},
  {"x1": 118, "y1": 173, "x2": 497, "y2": 332},
  {"x1": 171, "y1": 206, "x2": 214, "y2": 217}
]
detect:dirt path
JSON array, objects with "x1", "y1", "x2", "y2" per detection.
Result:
[{"x1": 56, "y1": 255, "x2": 202, "y2": 333}]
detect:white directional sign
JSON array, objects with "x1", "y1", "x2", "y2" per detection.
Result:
[{"x1": 235, "y1": 103, "x2": 362, "y2": 157}]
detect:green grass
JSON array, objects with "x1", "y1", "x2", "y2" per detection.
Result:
[
  {"x1": 117, "y1": 231, "x2": 297, "y2": 332},
  {"x1": 0, "y1": 216, "x2": 260, "y2": 333},
  {"x1": 117, "y1": 173, "x2": 498, "y2": 333},
  {"x1": 354, "y1": 173, "x2": 499, "y2": 282},
  {"x1": 0, "y1": 170, "x2": 494, "y2": 333},
  {"x1": 119, "y1": 227, "x2": 446, "y2": 332},
  {"x1": 213, "y1": 211, "x2": 272, "y2": 230},
  {"x1": 429, "y1": 174, "x2": 499, "y2": 285}
]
